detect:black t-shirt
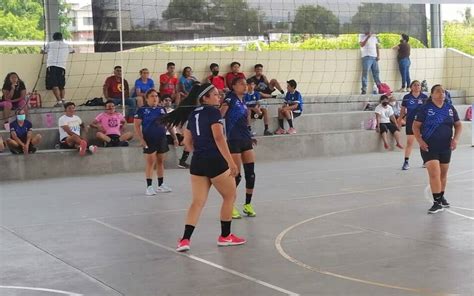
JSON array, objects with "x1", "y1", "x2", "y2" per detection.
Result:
[{"x1": 2, "y1": 81, "x2": 26, "y2": 101}]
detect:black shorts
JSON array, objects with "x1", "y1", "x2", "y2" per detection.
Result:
[
  {"x1": 260, "y1": 87, "x2": 274, "y2": 95},
  {"x1": 228, "y1": 139, "x2": 253, "y2": 154},
  {"x1": 190, "y1": 155, "x2": 229, "y2": 178},
  {"x1": 143, "y1": 137, "x2": 169, "y2": 154},
  {"x1": 250, "y1": 110, "x2": 263, "y2": 120},
  {"x1": 379, "y1": 123, "x2": 399, "y2": 134},
  {"x1": 405, "y1": 120, "x2": 414, "y2": 135},
  {"x1": 46, "y1": 66, "x2": 66, "y2": 90},
  {"x1": 420, "y1": 150, "x2": 452, "y2": 164},
  {"x1": 59, "y1": 137, "x2": 75, "y2": 149},
  {"x1": 292, "y1": 111, "x2": 301, "y2": 118},
  {"x1": 106, "y1": 134, "x2": 121, "y2": 147},
  {"x1": 167, "y1": 133, "x2": 184, "y2": 145}
]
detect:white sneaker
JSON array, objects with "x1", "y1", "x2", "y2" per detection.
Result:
[
  {"x1": 88, "y1": 145, "x2": 98, "y2": 154},
  {"x1": 156, "y1": 184, "x2": 172, "y2": 193},
  {"x1": 146, "y1": 186, "x2": 157, "y2": 196}
]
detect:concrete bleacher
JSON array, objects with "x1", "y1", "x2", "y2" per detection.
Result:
[{"x1": 1, "y1": 91, "x2": 471, "y2": 181}]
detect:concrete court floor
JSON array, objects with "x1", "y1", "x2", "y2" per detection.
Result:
[{"x1": 0, "y1": 146, "x2": 473, "y2": 296}]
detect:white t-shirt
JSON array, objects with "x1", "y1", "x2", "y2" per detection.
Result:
[
  {"x1": 375, "y1": 104, "x2": 394, "y2": 124},
  {"x1": 58, "y1": 115, "x2": 82, "y2": 140},
  {"x1": 45, "y1": 40, "x2": 74, "y2": 69},
  {"x1": 359, "y1": 34, "x2": 379, "y2": 58}
]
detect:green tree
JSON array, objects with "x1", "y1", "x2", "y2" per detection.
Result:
[
  {"x1": 210, "y1": 0, "x2": 264, "y2": 35},
  {"x1": 464, "y1": 7, "x2": 472, "y2": 26},
  {"x1": 58, "y1": 0, "x2": 73, "y2": 39},
  {"x1": 162, "y1": 0, "x2": 209, "y2": 22},
  {"x1": 292, "y1": 5, "x2": 340, "y2": 35}
]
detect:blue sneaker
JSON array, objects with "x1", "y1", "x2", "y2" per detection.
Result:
[{"x1": 402, "y1": 161, "x2": 410, "y2": 170}]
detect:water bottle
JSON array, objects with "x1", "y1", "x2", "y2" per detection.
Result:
[{"x1": 372, "y1": 83, "x2": 378, "y2": 95}]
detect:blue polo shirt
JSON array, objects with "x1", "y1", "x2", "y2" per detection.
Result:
[
  {"x1": 135, "y1": 106, "x2": 167, "y2": 143},
  {"x1": 223, "y1": 92, "x2": 252, "y2": 141}
]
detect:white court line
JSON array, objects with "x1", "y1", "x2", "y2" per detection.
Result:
[
  {"x1": 450, "y1": 206, "x2": 474, "y2": 211},
  {"x1": 423, "y1": 170, "x2": 474, "y2": 220},
  {"x1": 91, "y1": 219, "x2": 299, "y2": 296},
  {"x1": 275, "y1": 202, "x2": 459, "y2": 296},
  {"x1": 0, "y1": 286, "x2": 82, "y2": 296}
]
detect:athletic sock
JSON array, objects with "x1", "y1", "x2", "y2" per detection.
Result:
[
  {"x1": 182, "y1": 224, "x2": 195, "y2": 240},
  {"x1": 220, "y1": 220, "x2": 231, "y2": 237},
  {"x1": 264, "y1": 124, "x2": 269, "y2": 131},
  {"x1": 180, "y1": 151, "x2": 190, "y2": 162},
  {"x1": 432, "y1": 192, "x2": 442, "y2": 202},
  {"x1": 158, "y1": 177, "x2": 164, "y2": 186},
  {"x1": 404, "y1": 157, "x2": 409, "y2": 162},
  {"x1": 278, "y1": 119, "x2": 284, "y2": 129},
  {"x1": 245, "y1": 193, "x2": 253, "y2": 205},
  {"x1": 441, "y1": 191, "x2": 445, "y2": 197},
  {"x1": 146, "y1": 178, "x2": 152, "y2": 187},
  {"x1": 288, "y1": 119, "x2": 294, "y2": 128}
]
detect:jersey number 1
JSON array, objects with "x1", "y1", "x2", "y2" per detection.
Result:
[{"x1": 195, "y1": 113, "x2": 200, "y2": 136}]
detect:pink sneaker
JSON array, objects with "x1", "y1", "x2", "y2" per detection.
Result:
[
  {"x1": 176, "y1": 239, "x2": 190, "y2": 252},
  {"x1": 274, "y1": 128, "x2": 287, "y2": 135},
  {"x1": 287, "y1": 127, "x2": 297, "y2": 134},
  {"x1": 79, "y1": 140, "x2": 87, "y2": 156},
  {"x1": 217, "y1": 234, "x2": 246, "y2": 246}
]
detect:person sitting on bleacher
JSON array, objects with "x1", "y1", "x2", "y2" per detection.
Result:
[
  {"x1": 103, "y1": 66, "x2": 136, "y2": 122},
  {"x1": 244, "y1": 79, "x2": 272, "y2": 136},
  {"x1": 275, "y1": 80, "x2": 303, "y2": 135},
  {"x1": 6, "y1": 109, "x2": 41, "y2": 154},
  {"x1": 248, "y1": 64, "x2": 285, "y2": 98},
  {"x1": 90, "y1": 100, "x2": 133, "y2": 147},
  {"x1": 1, "y1": 72, "x2": 28, "y2": 129},
  {"x1": 58, "y1": 102, "x2": 96, "y2": 156},
  {"x1": 225, "y1": 62, "x2": 246, "y2": 90},
  {"x1": 375, "y1": 95, "x2": 403, "y2": 150},
  {"x1": 134, "y1": 68, "x2": 154, "y2": 108},
  {"x1": 206, "y1": 63, "x2": 227, "y2": 95}
]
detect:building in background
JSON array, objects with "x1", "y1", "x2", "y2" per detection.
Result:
[{"x1": 66, "y1": 0, "x2": 94, "y2": 52}]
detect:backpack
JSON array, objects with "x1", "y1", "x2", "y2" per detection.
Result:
[
  {"x1": 364, "y1": 116, "x2": 377, "y2": 130},
  {"x1": 82, "y1": 97, "x2": 105, "y2": 106},
  {"x1": 465, "y1": 106, "x2": 472, "y2": 121},
  {"x1": 27, "y1": 91, "x2": 42, "y2": 108},
  {"x1": 377, "y1": 83, "x2": 392, "y2": 94}
]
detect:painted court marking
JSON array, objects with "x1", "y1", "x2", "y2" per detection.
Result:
[
  {"x1": 275, "y1": 202, "x2": 460, "y2": 296},
  {"x1": 91, "y1": 219, "x2": 299, "y2": 296},
  {"x1": 0, "y1": 286, "x2": 82, "y2": 296}
]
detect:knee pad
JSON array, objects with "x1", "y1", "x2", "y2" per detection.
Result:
[
  {"x1": 235, "y1": 174, "x2": 242, "y2": 187},
  {"x1": 243, "y1": 163, "x2": 255, "y2": 190}
]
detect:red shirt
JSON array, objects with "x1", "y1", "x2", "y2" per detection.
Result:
[
  {"x1": 104, "y1": 76, "x2": 129, "y2": 99},
  {"x1": 225, "y1": 72, "x2": 246, "y2": 89},
  {"x1": 159, "y1": 73, "x2": 178, "y2": 95},
  {"x1": 208, "y1": 75, "x2": 226, "y2": 91}
]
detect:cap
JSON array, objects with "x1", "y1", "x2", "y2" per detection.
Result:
[{"x1": 286, "y1": 79, "x2": 297, "y2": 88}]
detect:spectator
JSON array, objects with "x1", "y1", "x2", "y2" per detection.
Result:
[
  {"x1": 359, "y1": 24, "x2": 381, "y2": 94},
  {"x1": 413, "y1": 84, "x2": 462, "y2": 214},
  {"x1": 225, "y1": 62, "x2": 246, "y2": 90},
  {"x1": 1, "y1": 72, "x2": 28, "y2": 128},
  {"x1": 159, "y1": 62, "x2": 180, "y2": 104},
  {"x1": 393, "y1": 34, "x2": 411, "y2": 92},
  {"x1": 42, "y1": 32, "x2": 74, "y2": 106},
  {"x1": 375, "y1": 95, "x2": 403, "y2": 150},
  {"x1": 275, "y1": 80, "x2": 303, "y2": 135},
  {"x1": 58, "y1": 102, "x2": 96, "y2": 156},
  {"x1": 162, "y1": 94, "x2": 190, "y2": 168},
  {"x1": 90, "y1": 100, "x2": 133, "y2": 147},
  {"x1": 103, "y1": 66, "x2": 136, "y2": 121},
  {"x1": 388, "y1": 94, "x2": 402, "y2": 119},
  {"x1": 0, "y1": 135, "x2": 4, "y2": 152},
  {"x1": 6, "y1": 109, "x2": 41, "y2": 154},
  {"x1": 134, "y1": 68, "x2": 154, "y2": 108},
  {"x1": 206, "y1": 63, "x2": 227, "y2": 94},
  {"x1": 134, "y1": 89, "x2": 178, "y2": 195},
  {"x1": 248, "y1": 64, "x2": 284, "y2": 98},
  {"x1": 179, "y1": 67, "x2": 198, "y2": 97},
  {"x1": 399, "y1": 80, "x2": 428, "y2": 170},
  {"x1": 244, "y1": 79, "x2": 272, "y2": 136}
]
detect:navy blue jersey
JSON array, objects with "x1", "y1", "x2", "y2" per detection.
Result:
[
  {"x1": 249, "y1": 75, "x2": 269, "y2": 92},
  {"x1": 135, "y1": 106, "x2": 167, "y2": 142},
  {"x1": 401, "y1": 93, "x2": 428, "y2": 122},
  {"x1": 415, "y1": 101, "x2": 459, "y2": 153},
  {"x1": 187, "y1": 105, "x2": 223, "y2": 158},
  {"x1": 10, "y1": 120, "x2": 32, "y2": 141},
  {"x1": 285, "y1": 91, "x2": 303, "y2": 114},
  {"x1": 244, "y1": 91, "x2": 261, "y2": 107},
  {"x1": 223, "y1": 92, "x2": 252, "y2": 141}
]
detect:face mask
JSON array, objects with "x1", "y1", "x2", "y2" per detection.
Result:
[
  {"x1": 17, "y1": 114, "x2": 26, "y2": 121},
  {"x1": 212, "y1": 70, "x2": 219, "y2": 76},
  {"x1": 382, "y1": 102, "x2": 388, "y2": 107}
]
